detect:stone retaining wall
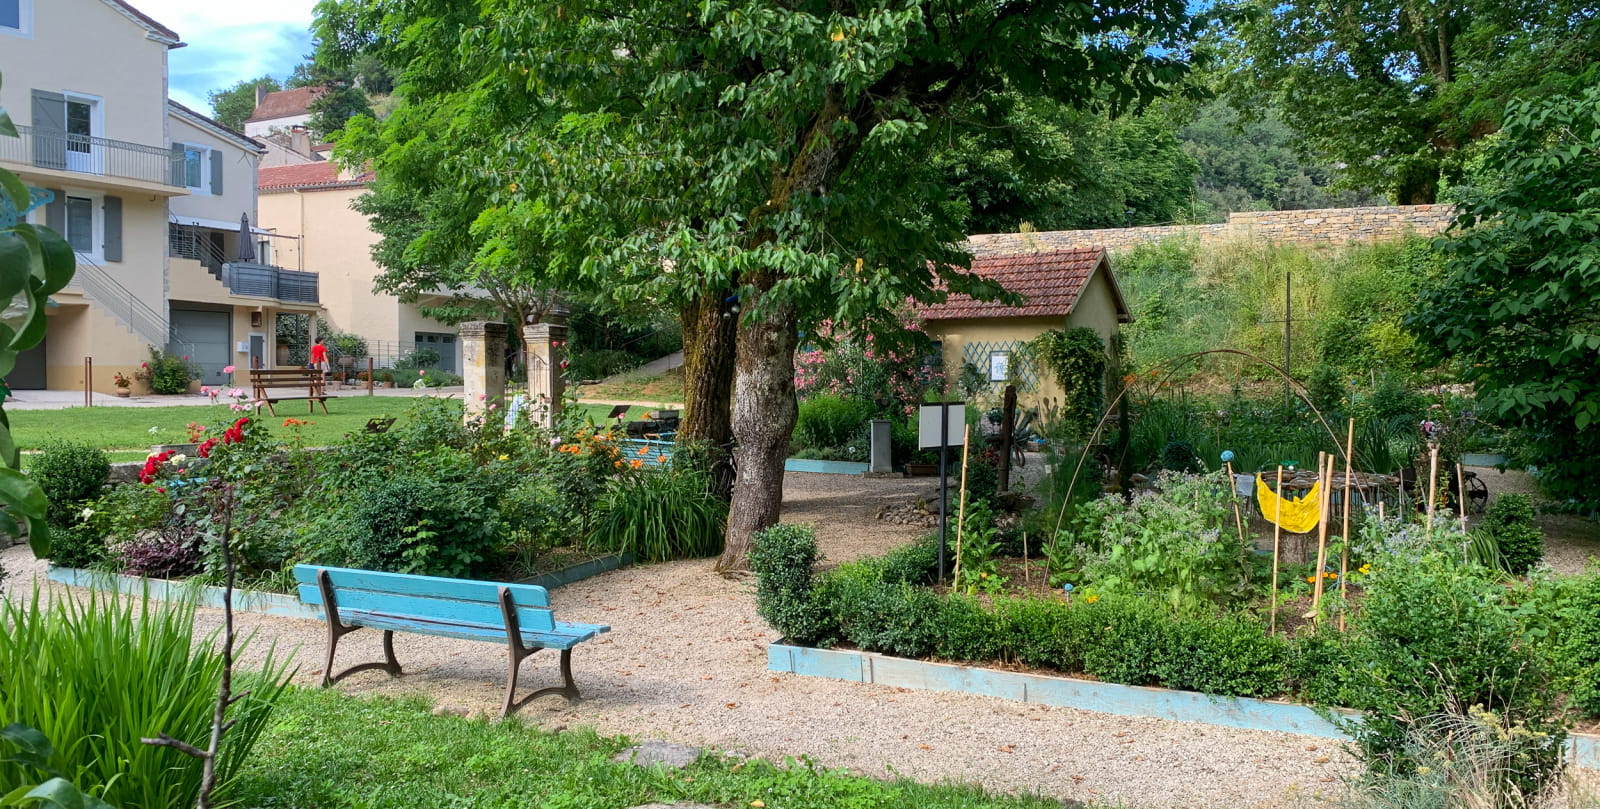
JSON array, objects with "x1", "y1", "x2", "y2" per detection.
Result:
[{"x1": 965, "y1": 204, "x2": 1457, "y2": 256}]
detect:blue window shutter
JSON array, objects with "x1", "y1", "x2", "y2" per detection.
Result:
[
  {"x1": 103, "y1": 196, "x2": 122, "y2": 262},
  {"x1": 30, "y1": 90, "x2": 66, "y2": 170},
  {"x1": 209, "y1": 149, "x2": 223, "y2": 195}
]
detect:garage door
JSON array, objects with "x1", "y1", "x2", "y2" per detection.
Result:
[
  {"x1": 9, "y1": 336, "x2": 47, "y2": 390},
  {"x1": 169, "y1": 309, "x2": 231, "y2": 387}
]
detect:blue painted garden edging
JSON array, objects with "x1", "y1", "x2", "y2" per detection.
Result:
[
  {"x1": 768, "y1": 642, "x2": 1600, "y2": 768},
  {"x1": 623, "y1": 439, "x2": 869, "y2": 476}
]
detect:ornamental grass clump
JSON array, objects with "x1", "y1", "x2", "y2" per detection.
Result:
[
  {"x1": 0, "y1": 592, "x2": 291, "y2": 809},
  {"x1": 586, "y1": 464, "x2": 726, "y2": 563}
]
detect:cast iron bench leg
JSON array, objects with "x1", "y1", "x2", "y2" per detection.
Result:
[
  {"x1": 498, "y1": 587, "x2": 581, "y2": 718},
  {"x1": 318, "y1": 570, "x2": 403, "y2": 686}
]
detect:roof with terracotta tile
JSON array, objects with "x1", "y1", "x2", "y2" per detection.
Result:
[
  {"x1": 104, "y1": 0, "x2": 182, "y2": 45},
  {"x1": 916, "y1": 248, "x2": 1129, "y2": 322},
  {"x1": 257, "y1": 162, "x2": 372, "y2": 192},
  {"x1": 245, "y1": 87, "x2": 326, "y2": 124}
]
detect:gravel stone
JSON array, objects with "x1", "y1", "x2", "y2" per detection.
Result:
[
  {"x1": 614, "y1": 741, "x2": 705, "y2": 768},
  {"x1": 1, "y1": 470, "x2": 1353, "y2": 808}
]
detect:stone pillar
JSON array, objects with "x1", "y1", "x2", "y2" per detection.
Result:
[
  {"x1": 460, "y1": 321, "x2": 508, "y2": 423},
  {"x1": 867, "y1": 419, "x2": 895, "y2": 476},
  {"x1": 525, "y1": 320, "x2": 568, "y2": 429}
]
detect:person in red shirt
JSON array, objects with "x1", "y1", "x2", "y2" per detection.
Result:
[{"x1": 310, "y1": 336, "x2": 333, "y2": 389}]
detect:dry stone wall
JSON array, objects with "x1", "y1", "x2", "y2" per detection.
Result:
[{"x1": 965, "y1": 204, "x2": 1457, "y2": 256}]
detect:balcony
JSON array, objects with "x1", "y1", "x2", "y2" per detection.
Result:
[
  {"x1": 0, "y1": 124, "x2": 185, "y2": 193},
  {"x1": 223, "y1": 262, "x2": 320, "y2": 304}
]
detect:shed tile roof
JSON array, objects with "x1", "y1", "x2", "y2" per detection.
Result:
[
  {"x1": 245, "y1": 87, "x2": 326, "y2": 124},
  {"x1": 916, "y1": 248, "x2": 1125, "y2": 321},
  {"x1": 258, "y1": 162, "x2": 372, "y2": 191}
]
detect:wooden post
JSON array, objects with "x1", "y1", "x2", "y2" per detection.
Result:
[
  {"x1": 1457, "y1": 462, "x2": 1469, "y2": 533},
  {"x1": 997, "y1": 385, "x2": 1016, "y2": 493},
  {"x1": 83, "y1": 357, "x2": 92, "y2": 407},
  {"x1": 1339, "y1": 419, "x2": 1354, "y2": 632},
  {"x1": 1022, "y1": 532, "x2": 1030, "y2": 584},
  {"x1": 1270, "y1": 465, "x2": 1284, "y2": 634},
  {"x1": 952, "y1": 424, "x2": 973, "y2": 587},
  {"x1": 367, "y1": 358, "x2": 374, "y2": 396},
  {"x1": 1426, "y1": 443, "x2": 1440, "y2": 532},
  {"x1": 1311, "y1": 453, "x2": 1332, "y2": 618}
]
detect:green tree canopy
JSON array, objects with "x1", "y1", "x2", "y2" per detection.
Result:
[
  {"x1": 206, "y1": 76, "x2": 282, "y2": 131},
  {"x1": 1406, "y1": 82, "x2": 1600, "y2": 507},
  {"x1": 1223, "y1": 0, "x2": 1600, "y2": 203},
  {"x1": 317, "y1": 0, "x2": 1201, "y2": 568}
]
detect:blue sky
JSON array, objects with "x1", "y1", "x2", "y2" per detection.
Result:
[{"x1": 134, "y1": 0, "x2": 319, "y2": 114}]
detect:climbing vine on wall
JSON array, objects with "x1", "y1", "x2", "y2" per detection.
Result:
[{"x1": 1027, "y1": 327, "x2": 1106, "y2": 438}]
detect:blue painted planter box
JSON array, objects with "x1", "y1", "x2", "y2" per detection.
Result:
[{"x1": 768, "y1": 642, "x2": 1600, "y2": 768}]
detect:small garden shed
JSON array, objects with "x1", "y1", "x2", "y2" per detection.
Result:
[{"x1": 916, "y1": 247, "x2": 1129, "y2": 406}]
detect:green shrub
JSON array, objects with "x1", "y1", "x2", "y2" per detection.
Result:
[
  {"x1": 1153, "y1": 615, "x2": 1287, "y2": 698},
  {"x1": 1078, "y1": 598, "x2": 1170, "y2": 686},
  {"x1": 1288, "y1": 625, "x2": 1367, "y2": 708},
  {"x1": 141, "y1": 347, "x2": 198, "y2": 395},
  {"x1": 0, "y1": 593, "x2": 290, "y2": 809},
  {"x1": 748, "y1": 524, "x2": 833, "y2": 645},
  {"x1": 32, "y1": 440, "x2": 109, "y2": 524},
  {"x1": 46, "y1": 522, "x2": 109, "y2": 569},
  {"x1": 565, "y1": 348, "x2": 640, "y2": 381},
  {"x1": 932, "y1": 594, "x2": 1005, "y2": 661},
  {"x1": 995, "y1": 598, "x2": 1085, "y2": 671},
  {"x1": 1305, "y1": 363, "x2": 1345, "y2": 415},
  {"x1": 1342, "y1": 553, "x2": 1565, "y2": 801},
  {"x1": 1538, "y1": 573, "x2": 1600, "y2": 719},
  {"x1": 587, "y1": 466, "x2": 726, "y2": 563},
  {"x1": 878, "y1": 534, "x2": 939, "y2": 585},
  {"x1": 1477, "y1": 493, "x2": 1542, "y2": 575},
  {"x1": 793, "y1": 394, "x2": 874, "y2": 451}
]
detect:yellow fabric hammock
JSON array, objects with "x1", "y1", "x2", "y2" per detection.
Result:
[{"x1": 1256, "y1": 475, "x2": 1322, "y2": 534}]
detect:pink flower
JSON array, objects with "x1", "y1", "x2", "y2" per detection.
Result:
[
  {"x1": 182, "y1": 355, "x2": 189, "y2": 360},
  {"x1": 419, "y1": 369, "x2": 426, "y2": 376},
  {"x1": 228, "y1": 388, "x2": 244, "y2": 397},
  {"x1": 222, "y1": 365, "x2": 235, "y2": 374}
]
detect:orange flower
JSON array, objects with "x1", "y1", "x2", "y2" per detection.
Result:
[
  {"x1": 614, "y1": 460, "x2": 623, "y2": 468},
  {"x1": 637, "y1": 446, "x2": 649, "y2": 456},
  {"x1": 657, "y1": 455, "x2": 669, "y2": 464},
  {"x1": 630, "y1": 459, "x2": 644, "y2": 469}
]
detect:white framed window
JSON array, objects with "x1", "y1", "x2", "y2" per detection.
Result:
[
  {"x1": 59, "y1": 188, "x2": 103, "y2": 263},
  {"x1": 0, "y1": 0, "x2": 32, "y2": 38},
  {"x1": 62, "y1": 92, "x2": 102, "y2": 174},
  {"x1": 176, "y1": 143, "x2": 210, "y2": 194}
]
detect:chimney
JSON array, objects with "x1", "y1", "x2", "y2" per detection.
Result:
[
  {"x1": 290, "y1": 126, "x2": 311, "y2": 157},
  {"x1": 255, "y1": 84, "x2": 269, "y2": 110}
]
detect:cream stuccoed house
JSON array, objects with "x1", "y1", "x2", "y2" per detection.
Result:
[{"x1": 1, "y1": 0, "x2": 320, "y2": 393}]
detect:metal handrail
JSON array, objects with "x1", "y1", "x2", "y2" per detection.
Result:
[
  {"x1": 65, "y1": 255, "x2": 184, "y2": 349},
  {"x1": 1, "y1": 124, "x2": 183, "y2": 187}
]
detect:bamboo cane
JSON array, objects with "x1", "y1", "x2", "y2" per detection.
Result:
[
  {"x1": 1457, "y1": 463, "x2": 1469, "y2": 534},
  {"x1": 1225, "y1": 461, "x2": 1247, "y2": 547},
  {"x1": 952, "y1": 424, "x2": 973, "y2": 587},
  {"x1": 1312, "y1": 453, "x2": 1333, "y2": 618},
  {"x1": 1339, "y1": 419, "x2": 1354, "y2": 632},
  {"x1": 1427, "y1": 443, "x2": 1440, "y2": 532},
  {"x1": 1271, "y1": 465, "x2": 1284, "y2": 634},
  {"x1": 1022, "y1": 532, "x2": 1030, "y2": 584}
]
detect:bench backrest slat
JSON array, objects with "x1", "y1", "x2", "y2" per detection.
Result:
[{"x1": 291, "y1": 565, "x2": 555, "y2": 632}]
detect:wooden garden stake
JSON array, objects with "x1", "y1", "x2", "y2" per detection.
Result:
[
  {"x1": 1270, "y1": 465, "x2": 1284, "y2": 635},
  {"x1": 1311, "y1": 453, "x2": 1333, "y2": 619},
  {"x1": 1426, "y1": 443, "x2": 1440, "y2": 532},
  {"x1": 952, "y1": 424, "x2": 972, "y2": 586},
  {"x1": 1339, "y1": 419, "x2": 1354, "y2": 632},
  {"x1": 1225, "y1": 461, "x2": 1247, "y2": 547},
  {"x1": 1456, "y1": 463, "x2": 1469, "y2": 533},
  {"x1": 1022, "y1": 532, "x2": 1030, "y2": 584}
]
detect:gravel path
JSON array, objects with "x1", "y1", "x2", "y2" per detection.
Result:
[{"x1": 0, "y1": 471, "x2": 1352, "y2": 808}]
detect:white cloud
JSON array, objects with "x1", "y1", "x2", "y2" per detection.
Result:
[{"x1": 128, "y1": 1, "x2": 318, "y2": 114}]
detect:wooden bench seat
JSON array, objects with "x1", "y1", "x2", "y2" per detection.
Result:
[
  {"x1": 292, "y1": 565, "x2": 611, "y2": 717},
  {"x1": 250, "y1": 368, "x2": 330, "y2": 416}
]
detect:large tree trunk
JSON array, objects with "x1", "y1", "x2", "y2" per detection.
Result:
[
  {"x1": 676, "y1": 289, "x2": 736, "y2": 449},
  {"x1": 717, "y1": 288, "x2": 799, "y2": 573}
]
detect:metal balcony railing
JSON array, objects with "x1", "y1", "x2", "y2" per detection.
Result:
[
  {"x1": 0, "y1": 124, "x2": 183, "y2": 187},
  {"x1": 223, "y1": 262, "x2": 320, "y2": 304}
]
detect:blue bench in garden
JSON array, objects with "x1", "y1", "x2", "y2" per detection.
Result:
[{"x1": 291, "y1": 565, "x2": 611, "y2": 717}]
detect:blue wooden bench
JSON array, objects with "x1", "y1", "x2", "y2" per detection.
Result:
[{"x1": 292, "y1": 565, "x2": 611, "y2": 717}]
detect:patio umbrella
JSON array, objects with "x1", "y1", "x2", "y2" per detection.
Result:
[{"x1": 236, "y1": 213, "x2": 257, "y2": 262}]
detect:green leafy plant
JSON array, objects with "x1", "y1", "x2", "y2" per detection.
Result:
[
  {"x1": 30, "y1": 441, "x2": 110, "y2": 568},
  {"x1": 0, "y1": 74, "x2": 77, "y2": 557},
  {"x1": 792, "y1": 394, "x2": 875, "y2": 455},
  {"x1": 586, "y1": 465, "x2": 726, "y2": 563},
  {"x1": 954, "y1": 498, "x2": 1005, "y2": 595},
  {"x1": 1026, "y1": 327, "x2": 1106, "y2": 438},
  {"x1": 138, "y1": 348, "x2": 199, "y2": 395},
  {"x1": 0, "y1": 593, "x2": 291, "y2": 809},
  {"x1": 1, "y1": 724, "x2": 114, "y2": 809},
  {"x1": 1477, "y1": 493, "x2": 1542, "y2": 576}
]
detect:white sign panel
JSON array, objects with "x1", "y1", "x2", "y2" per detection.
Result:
[
  {"x1": 988, "y1": 351, "x2": 1010, "y2": 382},
  {"x1": 918, "y1": 402, "x2": 967, "y2": 449}
]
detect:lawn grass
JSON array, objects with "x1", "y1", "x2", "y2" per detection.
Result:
[
  {"x1": 574, "y1": 365, "x2": 686, "y2": 406},
  {"x1": 232, "y1": 688, "x2": 1075, "y2": 809},
  {"x1": 10, "y1": 397, "x2": 645, "y2": 458}
]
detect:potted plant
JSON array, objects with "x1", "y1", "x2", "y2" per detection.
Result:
[
  {"x1": 112, "y1": 372, "x2": 132, "y2": 397},
  {"x1": 904, "y1": 448, "x2": 940, "y2": 477}
]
